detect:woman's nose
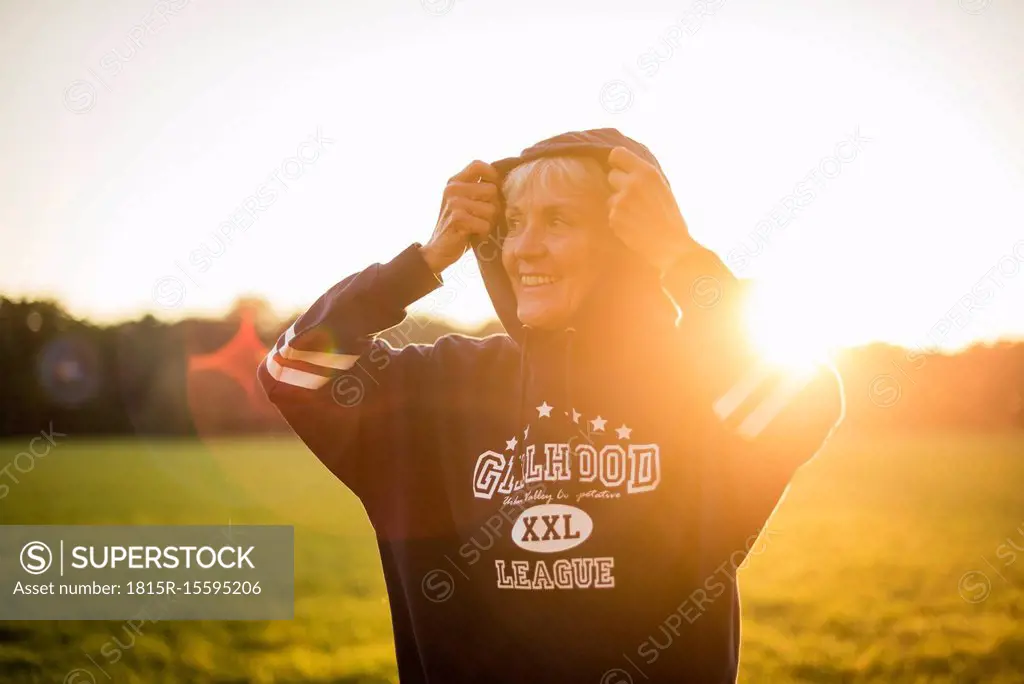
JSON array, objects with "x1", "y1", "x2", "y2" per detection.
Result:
[{"x1": 514, "y1": 221, "x2": 546, "y2": 259}]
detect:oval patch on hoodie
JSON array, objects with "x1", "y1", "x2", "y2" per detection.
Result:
[{"x1": 511, "y1": 504, "x2": 593, "y2": 553}]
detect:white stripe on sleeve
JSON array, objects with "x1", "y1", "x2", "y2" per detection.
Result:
[
  {"x1": 265, "y1": 346, "x2": 333, "y2": 390},
  {"x1": 734, "y1": 373, "x2": 814, "y2": 440},
  {"x1": 713, "y1": 364, "x2": 772, "y2": 422},
  {"x1": 277, "y1": 323, "x2": 360, "y2": 371}
]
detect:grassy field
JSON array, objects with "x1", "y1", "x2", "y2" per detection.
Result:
[{"x1": 1, "y1": 431, "x2": 1022, "y2": 683}]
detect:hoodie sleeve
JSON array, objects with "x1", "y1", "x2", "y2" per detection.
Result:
[
  {"x1": 661, "y1": 246, "x2": 846, "y2": 533},
  {"x1": 257, "y1": 243, "x2": 447, "y2": 500}
]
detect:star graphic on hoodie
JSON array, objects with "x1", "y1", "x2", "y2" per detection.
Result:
[
  {"x1": 523, "y1": 425, "x2": 530, "y2": 439},
  {"x1": 506, "y1": 436, "x2": 518, "y2": 452},
  {"x1": 537, "y1": 402, "x2": 553, "y2": 418},
  {"x1": 571, "y1": 409, "x2": 582, "y2": 423},
  {"x1": 615, "y1": 424, "x2": 632, "y2": 439},
  {"x1": 590, "y1": 416, "x2": 607, "y2": 432}
]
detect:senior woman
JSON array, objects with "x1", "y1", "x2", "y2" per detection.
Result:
[{"x1": 259, "y1": 128, "x2": 844, "y2": 684}]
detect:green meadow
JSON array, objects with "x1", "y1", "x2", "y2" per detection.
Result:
[{"x1": 1, "y1": 431, "x2": 1022, "y2": 683}]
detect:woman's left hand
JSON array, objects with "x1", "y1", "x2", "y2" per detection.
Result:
[{"x1": 607, "y1": 146, "x2": 696, "y2": 277}]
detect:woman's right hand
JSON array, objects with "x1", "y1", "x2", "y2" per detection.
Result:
[{"x1": 419, "y1": 160, "x2": 501, "y2": 274}]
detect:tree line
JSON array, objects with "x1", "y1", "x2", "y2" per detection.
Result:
[{"x1": 0, "y1": 296, "x2": 1021, "y2": 440}]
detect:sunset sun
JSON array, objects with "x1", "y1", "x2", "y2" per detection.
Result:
[{"x1": 744, "y1": 277, "x2": 837, "y2": 374}]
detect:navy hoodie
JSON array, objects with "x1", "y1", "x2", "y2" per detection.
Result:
[{"x1": 258, "y1": 128, "x2": 845, "y2": 683}]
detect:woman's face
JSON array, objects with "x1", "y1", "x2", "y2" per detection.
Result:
[{"x1": 501, "y1": 165, "x2": 618, "y2": 330}]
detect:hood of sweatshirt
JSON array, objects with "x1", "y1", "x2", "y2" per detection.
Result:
[
  {"x1": 472, "y1": 127, "x2": 678, "y2": 347},
  {"x1": 471, "y1": 128, "x2": 695, "y2": 449}
]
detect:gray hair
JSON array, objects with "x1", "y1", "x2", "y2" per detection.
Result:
[{"x1": 502, "y1": 156, "x2": 610, "y2": 208}]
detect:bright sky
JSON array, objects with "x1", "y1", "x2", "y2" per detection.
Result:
[{"x1": 1, "y1": 0, "x2": 1022, "y2": 355}]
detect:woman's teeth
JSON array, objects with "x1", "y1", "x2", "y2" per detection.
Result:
[{"x1": 520, "y1": 275, "x2": 560, "y2": 287}]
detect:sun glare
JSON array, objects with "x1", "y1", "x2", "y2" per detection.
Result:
[{"x1": 744, "y1": 279, "x2": 836, "y2": 375}]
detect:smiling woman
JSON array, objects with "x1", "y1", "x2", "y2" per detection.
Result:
[{"x1": 500, "y1": 156, "x2": 617, "y2": 330}]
